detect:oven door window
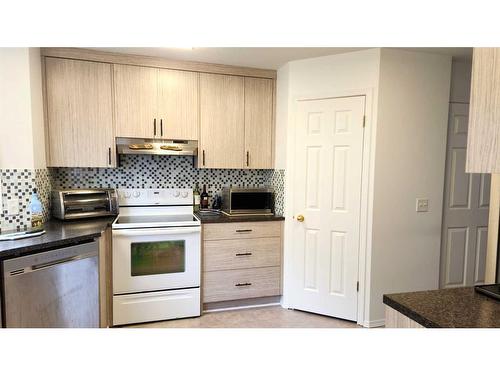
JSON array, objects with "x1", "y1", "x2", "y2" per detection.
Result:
[{"x1": 130, "y1": 240, "x2": 185, "y2": 276}]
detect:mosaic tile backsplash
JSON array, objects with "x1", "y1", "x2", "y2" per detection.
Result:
[
  {"x1": 51, "y1": 155, "x2": 286, "y2": 215},
  {"x1": 0, "y1": 169, "x2": 51, "y2": 232},
  {"x1": 1, "y1": 155, "x2": 285, "y2": 232}
]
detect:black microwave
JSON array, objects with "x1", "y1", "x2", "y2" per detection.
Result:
[{"x1": 221, "y1": 187, "x2": 274, "y2": 216}]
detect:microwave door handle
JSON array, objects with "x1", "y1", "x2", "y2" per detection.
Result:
[{"x1": 112, "y1": 227, "x2": 201, "y2": 237}]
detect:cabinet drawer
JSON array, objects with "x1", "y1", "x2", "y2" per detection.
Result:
[
  {"x1": 203, "y1": 221, "x2": 281, "y2": 240},
  {"x1": 203, "y1": 237, "x2": 280, "y2": 272},
  {"x1": 203, "y1": 267, "x2": 281, "y2": 303}
]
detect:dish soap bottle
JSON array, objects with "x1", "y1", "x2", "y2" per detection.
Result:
[
  {"x1": 29, "y1": 188, "x2": 43, "y2": 228},
  {"x1": 193, "y1": 183, "x2": 201, "y2": 212}
]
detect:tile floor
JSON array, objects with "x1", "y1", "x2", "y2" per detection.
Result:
[{"x1": 125, "y1": 305, "x2": 359, "y2": 328}]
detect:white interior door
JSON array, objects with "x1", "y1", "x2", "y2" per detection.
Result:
[
  {"x1": 440, "y1": 103, "x2": 490, "y2": 288},
  {"x1": 290, "y1": 96, "x2": 365, "y2": 321}
]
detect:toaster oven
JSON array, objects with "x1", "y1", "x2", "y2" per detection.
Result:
[
  {"x1": 221, "y1": 187, "x2": 274, "y2": 216},
  {"x1": 52, "y1": 189, "x2": 119, "y2": 220}
]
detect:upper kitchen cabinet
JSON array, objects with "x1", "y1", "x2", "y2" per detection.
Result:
[
  {"x1": 199, "y1": 73, "x2": 245, "y2": 168},
  {"x1": 466, "y1": 48, "x2": 500, "y2": 173},
  {"x1": 244, "y1": 77, "x2": 274, "y2": 169},
  {"x1": 114, "y1": 65, "x2": 199, "y2": 140},
  {"x1": 113, "y1": 64, "x2": 158, "y2": 139},
  {"x1": 45, "y1": 57, "x2": 115, "y2": 167},
  {"x1": 158, "y1": 69, "x2": 199, "y2": 140}
]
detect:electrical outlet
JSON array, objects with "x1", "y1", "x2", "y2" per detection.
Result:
[
  {"x1": 416, "y1": 198, "x2": 429, "y2": 212},
  {"x1": 7, "y1": 199, "x2": 19, "y2": 216}
]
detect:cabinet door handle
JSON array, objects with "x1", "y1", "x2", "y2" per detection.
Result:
[
  {"x1": 235, "y1": 252, "x2": 252, "y2": 256},
  {"x1": 246, "y1": 151, "x2": 249, "y2": 167},
  {"x1": 160, "y1": 118, "x2": 163, "y2": 137},
  {"x1": 153, "y1": 118, "x2": 157, "y2": 137},
  {"x1": 235, "y1": 229, "x2": 252, "y2": 233},
  {"x1": 108, "y1": 147, "x2": 112, "y2": 165},
  {"x1": 202, "y1": 150, "x2": 205, "y2": 166},
  {"x1": 235, "y1": 282, "x2": 252, "y2": 287}
]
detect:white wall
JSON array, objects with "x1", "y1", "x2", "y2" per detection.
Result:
[
  {"x1": 449, "y1": 59, "x2": 472, "y2": 103},
  {"x1": 275, "y1": 63, "x2": 289, "y2": 169},
  {"x1": 367, "y1": 49, "x2": 452, "y2": 324},
  {"x1": 276, "y1": 48, "x2": 381, "y2": 170},
  {"x1": 0, "y1": 47, "x2": 45, "y2": 169},
  {"x1": 29, "y1": 48, "x2": 46, "y2": 169}
]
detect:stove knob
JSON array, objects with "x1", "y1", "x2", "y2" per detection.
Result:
[
  {"x1": 173, "y1": 191, "x2": 180, "y2": 198},
  {"x1": 181, "y1": 191, "x2": 188, "y2": 198},
  {"x1": 133, "y1": 191, "x2": 141, "y2": 198},
  {"x1": 124, "y1": 191, "x2": 131, "y2": 198}
]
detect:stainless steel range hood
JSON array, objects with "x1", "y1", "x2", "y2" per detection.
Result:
[{"x1": 116, "y1": 137, "x2": 198, "y2": 156}]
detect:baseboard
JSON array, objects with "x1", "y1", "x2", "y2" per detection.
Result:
[
  {"x1": 363, "y1": 319, "x2": 385, "y2": 328},
  {"x1": 203, "y1": 296, "x2": 282, "y2": 312}
]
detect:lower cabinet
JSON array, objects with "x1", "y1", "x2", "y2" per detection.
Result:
[
  {"x1": 385, "y1": 306, "x2": 424, "y2": 328},
  {"x1": 201, "y1": 221, "x2": 283, "y2": 305}
]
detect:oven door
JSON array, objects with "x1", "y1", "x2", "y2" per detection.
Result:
[{"x1": 112, "y1": 226, "x2": 201, "y2": 294}]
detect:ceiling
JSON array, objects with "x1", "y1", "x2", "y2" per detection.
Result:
[{"x1": 91, "y1": 47, "x2": 473, "y2": 70}]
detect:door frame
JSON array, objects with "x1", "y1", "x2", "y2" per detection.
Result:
[{"x1": 281, "y1": 88, "x2": 377, "y2": 327}]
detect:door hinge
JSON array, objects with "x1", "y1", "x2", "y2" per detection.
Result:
[
  {"x1": 362, "y1": 115, "x2": 366, "y2": 128},
  {"x1": 357, "y1": 281, "x2": 359, "y2": 292}
]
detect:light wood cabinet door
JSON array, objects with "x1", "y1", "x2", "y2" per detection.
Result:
[
  {"x1": 203, "y1": 267, "x2": 281, "y2": 303},
  {"x1": 467, "y1": 48, "x2": 500, "y2": 173},
  {"x1": 113, "y1": 64, "x2": 158, "y2": 139},
  {"x1": 45, "y1": 57, "x2": 114, "y2": 167},
  {"x1": 199, "y1": 73, "x2": 245, "y2": 168},
  {"x1": 158, "y1": 69, "x2": 199, "y2": 140},
  {"x1": 244, "y1": 77, "x2": 274, "y2": 169}
]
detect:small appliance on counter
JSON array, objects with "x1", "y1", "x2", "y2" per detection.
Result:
[
  {"x1": 52, "y1": 189, "x2": 118, "y2": 220},
  {"x1": 221, "y1": 187, "x2": 274, "y2": 216}
]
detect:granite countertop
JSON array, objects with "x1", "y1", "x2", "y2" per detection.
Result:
[
  {"x1": 0, "y1": 217, "x2": 115, "y2": 260},
  {"x1": 384, "y1": 287, "x2": 500, "y2": 328},
  {"x1": 194, "y1": 211, "x2": 285, "y2": 224}
]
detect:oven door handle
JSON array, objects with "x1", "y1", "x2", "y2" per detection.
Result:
[{"x1": 112, "y1": 227, "x2": 201, "y2": 237}]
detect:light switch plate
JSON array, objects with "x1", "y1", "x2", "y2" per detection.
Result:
[
  {"x1": 7, "y1": 199, "x2": 19, "y2": 216},
  {"x1": 416, "y1": 198, "x2": 429, "y2": 212}
]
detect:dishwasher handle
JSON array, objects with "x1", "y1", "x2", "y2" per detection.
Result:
[
  {"x1": 3, "y1": 241, "x2": 98, "y2": 277},
  {"x1": 31, "y1": 254, "x2": 87, "y2": 271}
]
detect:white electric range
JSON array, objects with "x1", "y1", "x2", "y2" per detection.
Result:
[{"x1": 111, "y1": 188, "x2": 201, "y2": 326}]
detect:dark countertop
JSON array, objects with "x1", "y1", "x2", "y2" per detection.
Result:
[
  {"x1": 0, "y1": 217, "x2": 115, "y2": 260},
  {"x1": 194, "y1": 211, "x2": 285, "y2": 224},
  {"x1": 384, "y1": 287, "x2": 500, "y2": 328}
]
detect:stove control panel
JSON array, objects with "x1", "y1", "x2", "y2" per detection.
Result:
[{"x1": 117, "y1": 188, "x2": 193, "y2": 206}]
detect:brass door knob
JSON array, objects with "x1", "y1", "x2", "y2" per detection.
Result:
[{"x1": 296, "y1": 214, "x2": 305, "y2": 222}]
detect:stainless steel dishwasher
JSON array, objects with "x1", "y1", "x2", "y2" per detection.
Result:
[{"x1": 2, "y1": 241, "x2": 99, "y2": 328}]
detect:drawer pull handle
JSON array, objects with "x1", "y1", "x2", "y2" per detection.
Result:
[
  {"x1": 235, "y1": 229, "x2": 252, "y2": 233},
  {"x1": 235, "y1": 282, "x2": 252, "y2": 287},
  {"x1": 235, "y1": 252, "x2": 252, "y2": 256}
]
